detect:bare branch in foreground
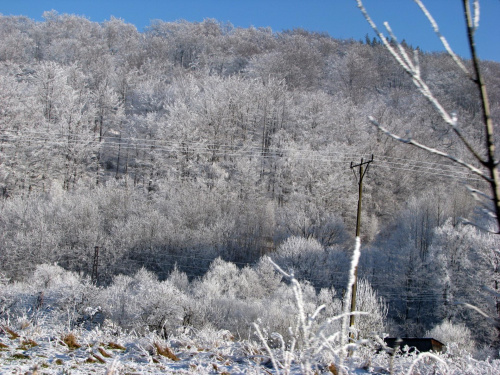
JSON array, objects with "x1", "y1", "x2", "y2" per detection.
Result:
[
  {"x1": 455, "y1": 301, "x2": 500, "y2": 328},
  {"x1": 414, "y1": 0, "x2": 470, "y2": 75},
  {"x1": 405, "y1": 352, "x2": 449, "y2": 375},
  {"x1": 356, "y1": 0, "x2": 486, "y2": 166},
  {"x1": 368, "y1": 116, "x2": 489, "y2": 180}
]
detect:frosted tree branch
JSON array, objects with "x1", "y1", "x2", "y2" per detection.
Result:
[
  {"x1": 473, "y1": 0, "x2": 480, "y2": 31},
  {"x1": 463, "y1": 0, "x2": 500, "y2": 231},
  {"x1": 414, "y1": 0, "x2": 470, "y2": 75},
  {"x1": 369, "y1": 117, "x2": 489, "y2": 180},
  {"x1": 450, "y1": 121, "x2": 487, "y2": 164},
  {"x1": 253, "y1": 323, "x2": 282, "y2": 374},
  {"x1": 357, "y1": 0, "x2": 500, "y2": 231},
  {"x1": 355, "y1": 0, "x2": 412, "y2": 73},
  {"x1": 383, "y1": 22, "x2": 416, "y2": 73},
  {"x1": 461, "y1": 219, "x2": 499, "y2": 234},
  {"x1": 356, "y1": 0, "x2": 485, "y2": 166},
  {"x1": 466, "y1": 185, "x2": 495, "y2": 207},
  {"x1": 482, "y1": 285, "x2": 500, "y2": 300},
  {"x1": 406, "y1": 352, "x2": 449, "y2": 375},
  {"x1": 455, "y1": 301, "x2": 500, "y2": 327}
]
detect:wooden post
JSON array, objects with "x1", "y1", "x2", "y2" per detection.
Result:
[
  {"x1": 349, "y1": 155, "x2": 373, "y2": 337},
  {"x1": 91, "y1": 246, "x2": 99, "y2": 285}
]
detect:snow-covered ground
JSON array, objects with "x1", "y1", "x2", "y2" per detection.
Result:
[
  {"x1": 1, "y1": 324, "x2": 264, "y2": 374},
  {"x1": 2, "y1": 321, "x2": 500, "y2": 374},
  {"x1": 2, "y1": 264, "x2": 500, "y2": 374}
]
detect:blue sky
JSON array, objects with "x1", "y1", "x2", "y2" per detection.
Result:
[{"x1": 2, "y1": 0, "x2": 499, "y2": 62}]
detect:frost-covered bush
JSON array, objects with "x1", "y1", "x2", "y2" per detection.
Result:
[
  {"x1": 258, "y1": 281, "x2": 320, "y2": 342},
  {"x1": 190, "y1": 256, "x2": 346, "y2": 342},
  {"x1": 192, "y1": 258, "x2": 290, "y2": 335},
  {"x1": 273, "y1": 236, "x2": 325, "y2": 280},
  {"x1": 426, "y1": 319, "x2": 476, "y2": 355},
  {"x1": 98, "y1": 268, "x2": 189, "y2": 335},
  {"x1": 0, "y1": 280, "x2": 34, "y2": 321},
  {"x1": 355, "y1": 279, "x2": 388, "y2": 339},
  {"x1": 29, "y1": 264, "x2": 96, "y2": 324},
  {"x1": 0, "y1": 264, "x2": 95, "y2": 327},
  {"x1": 30, "y1": 264, "x2": 83, "y2": 291},
  {"x1": 272, "y1": 236, "x2": 351, "y2": 289}
]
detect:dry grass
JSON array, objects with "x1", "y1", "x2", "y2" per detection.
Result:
[
  {"x1": 92, "y1": 353, "x2": 106, "y2": 364},
  {"x1": 106, "y1": 341, "x2": 126, "y2": 350},
  {"x1": 61, "y1": 333, "x2": 81, "y2": 350},
  {"x1": 19, "y1": 339, "x2": 38, "y2": 350},
  {"x1": 98, "y1": 346, "x2": 112, "y2": 358},
  {"x1": 328, "y1": 363, "x2": 339, "y2": 375},
  {"x1": 11, "y1": 353, "x2": 30, "y2": 359},
  {"x1": 154, "y1": 342, "x2": 180, "y2": 361},
  {"x1": 1, "y1": 325, "x2": 20, "y2": 339}
]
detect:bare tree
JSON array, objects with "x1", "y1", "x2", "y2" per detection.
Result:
[{"x1": 356, "y1": 0, "x2": 500, "y2": 233}]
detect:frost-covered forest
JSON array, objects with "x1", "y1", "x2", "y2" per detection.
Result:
[{"x1": 1, "y1": 10, "x2": 500, "y2": 374}]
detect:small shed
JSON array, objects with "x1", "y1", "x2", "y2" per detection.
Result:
[{"x1": 383, "y1": 338, "x2": 445, "y2": 353}]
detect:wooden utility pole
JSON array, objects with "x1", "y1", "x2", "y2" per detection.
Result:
[
  {"x1": 349, "y1": 155, "x2": 373, "y2": 335},
  {"x1": 91, "y1": 246, "x2": 100, "y2": 285}
]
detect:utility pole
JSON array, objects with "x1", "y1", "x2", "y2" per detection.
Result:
[
  {"x1": 349, "y1": 155, "x2": 373, "y2": 336},
  {"x1": 91, "y1": 246, "x2": 99, "y2": 285}
]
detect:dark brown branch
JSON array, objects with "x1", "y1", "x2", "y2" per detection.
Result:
[{"x1": 463, "y1": 0, "x2": 500, "y2": 232}]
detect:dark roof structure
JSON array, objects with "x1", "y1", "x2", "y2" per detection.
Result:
[{"x1": 383, "y1": 338, "x2": 445, "y2": 353}]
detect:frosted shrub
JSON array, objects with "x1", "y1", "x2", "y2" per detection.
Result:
[
  {"x1": 316, "y1": 287, "x2": 343, "y2": 336},
  {"x1": 194, "y1": 258, "x2": 287, "y2": 335},
  {"x1": 355, "y1": 279, "x2": 388, "y2": 339},
  {"x1": 167, "y1": 265, "x2": 190, "y2": 292},
  {"x1": 253, "y1": 259, "x2": 349, "y2": 375},
  {"x1": 426, "y1": 319, "x2": 476, "y2": 355},
  {"x1": 98, "y1": 268, "x2": 188, "y2": 335},
  {"x1": 258, "y1": 281, "x2": 320, "y2": 343},
  {"x1": 273, "y1": 236, "x2": 325, "y2": 279},
  {"x1": 195, "y1": 258, "x2": 243, "y2": 299},
  {"x1": 191, "y1": 257, "x2": 327, "y2": 340},
  {"x1": 0, "y1": 264, "x2": 95, "y2": 329},
  {"x1": 30, "y1": 263, "x2": 82, "y2": 290},
  {"x1": 31, "y1": 264, "x2": 93, "y2": 323},
  {"x1": 0, "y1": 280, "x2": 34, "y2": 320},
  {"x1": 253, "y1": 258, "x2": 284, "y2": 297}
]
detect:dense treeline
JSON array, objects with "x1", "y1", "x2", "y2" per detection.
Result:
[{"x1": 1, "y1": 12, "x2": 500, "y2": 347}]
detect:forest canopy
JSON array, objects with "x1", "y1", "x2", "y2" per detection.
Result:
[{"x1": 1, "y1": 12, "x2": 500, "y2": 346}]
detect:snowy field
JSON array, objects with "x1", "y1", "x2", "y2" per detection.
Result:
[
  {"x1": 1, "y1": 262, "x2": 500, "y2": 374},
  {"x1": 1, "y1": 322, "x2": 500, "y2": 374}
]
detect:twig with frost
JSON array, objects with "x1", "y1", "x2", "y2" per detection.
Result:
[
  {"x1": 406, "y1": 352, "x2": 449, "y2": 375},
  {"x1": 273, "y1": 331, "x2": 296, "y2": 372},
  {"x1": 253, "y1": 322, "x2": 282, "y2": 375},
  {"x1": 467, "y1": 185, "x2": 495, "y2": 203},
  {"x1": 313, "y1": 311, "x2": 368, "y2": 356},
  {"x1": 259, "y1": 257, "x2": 359, "y2": 373},
  {"x1": 339, "y1": 237, "x2": 361, "y2": 372},
  {"x1": 267, "y1": 258, "x2": 325, "y2": 373},
  {"x1": 369, "y1": 117, "x2": 488, "y2": 180},
  {"x1": 105, "y1": 358, "x2": 120, "y2": 375},
  {"x1": 454, "y1": 301, "x2": 500, "y2": 328},
  {"x1": 356, "y1": 0, "x2": 500, "y2": 232},
  {"x1": 356, "y1": 0, "x2": 470, "y2": 136},
  {"x1": 413, "y1": 0, "x2": 469, "y2": 75},
  {"x1": 257, "y1": 238, "x2": 367, "y2": 375},
  {"x1": 460, "y1": 185, "x2": 499, "y2": 232},
  {"x1": 373, "y1": 335, "x2": 399, "y2": 374}
]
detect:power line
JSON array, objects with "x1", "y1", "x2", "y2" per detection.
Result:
[
  {"x1": 0, "y1": 129, "x2": 474, "y2": 166},
  {"x1": 1, "y1": 132, "x2": 483, "y2": 181}
]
